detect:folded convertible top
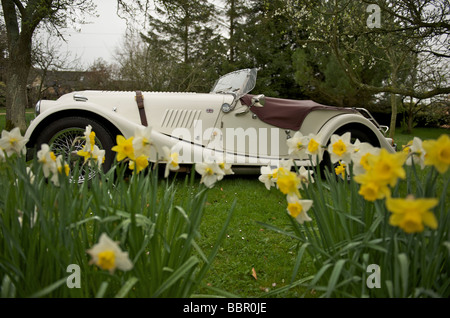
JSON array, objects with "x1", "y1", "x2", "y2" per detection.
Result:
[{"x1": 240, "y1": 94, "x2": 356, "y2": 131}]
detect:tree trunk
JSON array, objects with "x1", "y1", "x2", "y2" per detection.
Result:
[
  {"x1": 2, "y1": 0, "x2": 34, "y2": 133},
  {"x1": 389, "y1": 92, "x2": 397, "y2": 138},
  {"x1": 5, "y1": 54, "x2": 29, "y2": 132}
]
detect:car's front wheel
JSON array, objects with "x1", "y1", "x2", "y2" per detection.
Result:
[{"x1": 34, "y1": 116, "x2": 116, "y2": 183}]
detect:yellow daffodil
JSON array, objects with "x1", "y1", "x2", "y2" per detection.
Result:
[
  {"x1": 286, "y1": 195, "x2": 313, "y2": 224},
  {"x1": 129, "y1": 155, "x2": 149, "y2": 174},
  {"x1": 276, "y1": 168, "x2": 301, "y2": 198},
  {"x1": 112, "y1": 135, "x2": 135, "y2": 161},
  {"x1": 354, "y1": 172, "x2": 391, "y2": 201},
  {"x1": 87, "y1": 233, "x2": 133, "y2": 274},
  {"x1": 335, "y1": 161, "x2": 346, "y2": 178},
  {"x1": 422, "y1": 134, "x2": 450, "y2": 174},
  {"x1": 386, "y1": 195, "x2": 438, "y2": 234},
  {"x1": 366, "y1": 149, "x2": 407, "y2": 187},
  {"x1": 0, "y1": 127, "x2": 28, "y2": 157}
]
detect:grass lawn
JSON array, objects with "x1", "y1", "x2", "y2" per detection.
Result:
[{"x1": 178, "y1": 175, "x2": 317, "y2": 297}]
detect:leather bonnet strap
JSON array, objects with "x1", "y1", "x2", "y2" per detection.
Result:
[{"x1": 135, "y1": 90, "x2": 148, "y2": 126}]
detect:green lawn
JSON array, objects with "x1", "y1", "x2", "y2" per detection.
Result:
[{"x1": 180, "y1": 176, "x2": 317, "y2": 297}]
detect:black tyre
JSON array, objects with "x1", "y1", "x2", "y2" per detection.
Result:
[{"x1": 34, "y1": 116, "x2": 116, "y2": 183}]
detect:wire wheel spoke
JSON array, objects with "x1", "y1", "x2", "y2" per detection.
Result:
[{"x1": 48, "y1": 128, "x2": 104, "y2": 184}]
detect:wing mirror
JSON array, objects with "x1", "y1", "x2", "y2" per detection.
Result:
[
  {"x1": 251, "y1": 94, "x2": 265, "y2": 107},
  {"x1": 236, "y1": 94, "x2": 265, "y2": 116}
]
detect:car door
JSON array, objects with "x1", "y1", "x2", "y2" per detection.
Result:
[{"x1": 214, "y1": 100, "x2": 290, "y2": 165}]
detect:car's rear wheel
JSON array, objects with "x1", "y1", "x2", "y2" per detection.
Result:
[{"x1": 34, "y1": 116, "x2": 116, "y2": 183}]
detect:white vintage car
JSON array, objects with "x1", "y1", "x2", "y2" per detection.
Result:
[{"x1": 25, "y1": 68, "x2": 394, "y2": 176}]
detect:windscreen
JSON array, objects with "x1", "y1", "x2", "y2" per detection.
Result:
[{"x1": 210, "y1": 68, "x2": 257, "y2": 97}]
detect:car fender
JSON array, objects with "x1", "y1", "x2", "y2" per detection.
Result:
[
  {"x1": 25, "y1": 101, "x2": 209, "y2": 164},
  {"x1": 25, "y1": 101, "x2": 147, "y2": 154},
  {"x1": 317, "y1": 113, "x2": 395, "y2": 152}
]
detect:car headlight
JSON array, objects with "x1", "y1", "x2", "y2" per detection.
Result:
[{"x1": 35, "y1": 100, "x2": 41, "y2": 116}]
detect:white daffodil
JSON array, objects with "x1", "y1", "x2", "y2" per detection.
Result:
[
  {"x1": 277, "y1": 158, "x2": 294, "y2": 172},
  {"x1": 351, "y1": 140, "x2": 380, "y2": 175},
  {"x1": 297, "y1": 166, "x2": 314, "y2": 189},
  {"x1": 195, "y1": 160, "x2": 225, "y2": 188},
  {"x1": 86, "y1": 233, "x2": 133, "y2": 274},
  {"x1": 404, "y1": 137, "x2": 426, "y2": 169},
  {"x1": 327, "y1": 132, "x2": 354, "y2": 164},
  {"x1": 133, "y1": 126, "x2": 153, "y2": 158},
  {"x1": 83, "y1": 125, "x2": 94, "y2": 151},
  {"x1": 217, "y1": 161, "x2": 234, "y2": 180},
  {"x1": 49, "y1": 155, "x2": 70, "y2": 186},
  {"x1": 286, "y1": 195, "x2": 313, "y2": 224},
  {"x1": 37, "y1": 144, "x2": 57, "y2": 178},
  {"x1": 162, "y1": 146, "x2": 180, "y2": 178},
  {"x1": 91, "y1": 145, "x2": 106, "y2": 168},
  {"x1": 0, "y1": 148, "x2": 5, "y2": 162},
  {"x1": 305, "y1": 133, "x2": 325, "y2": 163},
  {"x1": 0, "y1": 127, "x2": 28, "y2": 157},
  {"x1": 258, "y1": 165, "x2": 277, "y2": 190},
  {"x1": 287, "y1": 131, "x2": 309, "y2": 159}
]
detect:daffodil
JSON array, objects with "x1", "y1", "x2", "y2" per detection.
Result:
[
  {"x1": 386, "y1": 195, "x2": 438, "y2": 234},
  {"x1": 87, "y1": 233, "x2": 133, "y2": 274},
  {"x1": 258, "y1": 165, "x2": 277, "y2": 190},
  {"x1": 327, "y1": 132, "x2": 354, "y2": 164},
  {"x1": 0, "y1": 127, "x2": 28, "y2": 157},
  {"x1": 82, "y1": 125, "x2": 95, "y2": 151},
  {"x1": 422, "y1": 134, "x2": 450, "y2": 174},
  {"x1": 366, "y1": 149, "x2": 407, "y2": 187},
  {"x1": 162, "y1": 146, "x2": 180, "y2": 178},
  {"x1": 286, "y1": 195, "x2": 313, "y2": 224},
  {"x1": 195, "y1": 160, "x2": 225, "y2": 188},
  {"x1": 287, "y1": 131, "x2": 309, "y2": 159},
  {"x1": 217, "y1": 161, "x2": 234, "y2": 179},
  {"x1": 305, "y1": 133, "x2": 324, "y2": 163},
  {"x1": 112, "y1": 135, "x2": 135, "y2": 161},
  {"x1": 133, "y1": 126, "x2": 153, "y2": 158},
  {"x1": 351, "y1": 140, "x2": 380, "y2": 175},
  {"x1": 129, "y1": 155, "x2": 149, "y2": 174},
  {"x1": 403, "y1": 137, "x2": 426, "y2": 169},
  {"x1": 37, "y1": 144, "x2": 58, "y2": 178},
  {"x1": 335, "y1": 161, "x2": 347, "y2": 178},
  {"x1": 50, "y1": 155, "x2": 70, "y2": 186},
  {"x1": 354, "y1": 172, "x2": 391, "y2": 201},
  {"x1": 297, "y1": 166, "x2": 314, "y2": 189},
  {"x1": 276, "y1": 168, "x2": 301, "y2": 198}
]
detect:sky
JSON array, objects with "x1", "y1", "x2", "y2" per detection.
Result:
[{"x1": 55, "y1": 1, "x2": 131, "y2": 68}]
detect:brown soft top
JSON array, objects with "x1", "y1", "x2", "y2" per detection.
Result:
[{"x1": 240, "y1": 94, "x2": 356, "y2": 131}]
